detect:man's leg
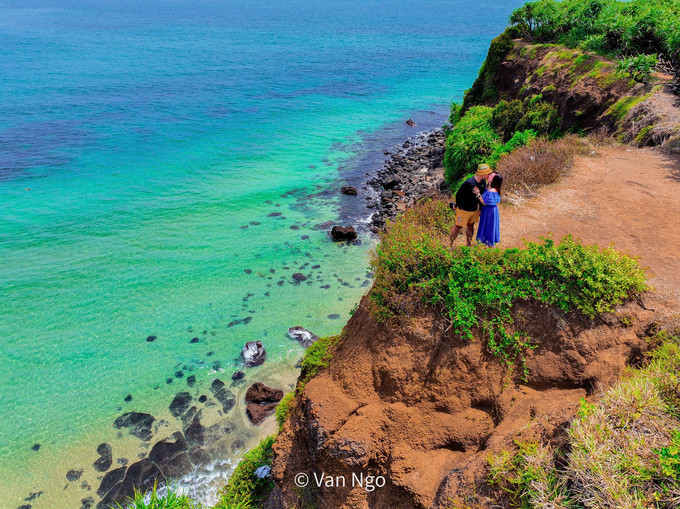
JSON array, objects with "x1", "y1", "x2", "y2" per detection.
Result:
[
  {"x1": 449, "y1": 225, "x2": 462, "y2": 246},
  {"x1": 466, "y1": 224, "x2": 474, "y2": 246}
]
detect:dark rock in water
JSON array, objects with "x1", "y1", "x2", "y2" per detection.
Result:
[
  {"x1": 206, "y1": 351, "x2": 215, "y2": 357},
  {"x1": 242, "y1": 341, "x2": 266, "y2": 367},
  {"x1": 31, "y1": 444, "x2": 40, "y2": 452},
  {"x1": 246, "y1": 403, "x2": 278, "y2": 425},
  {"x1": 123, "y1": 394, "x2": 132, "y2": 403},
  {"x1": 113, "y1": 412, "x2": 155, "y2": 441},
  {"x1": 81, "y1": 480, "x2": 91, "y2": 490},
  {"x1": 117, "y1": 458, "x2": 128, "y2": 466},
  {"x1": 244, "y1": 269, "x2": 252, "y2": 274},
  {"x1": 320, "y1": 285, "x2": 331, "y2": 289},
  {"x1": 406, "y1": 118, "x2": 416, "y2": 126},
  {"x1": 267, "y1": 212, "x2": 282, "y2": 217},
  {"x1": 184, "y1": 415, "x2": 206, "y2": 446},
  {"x1": 327, "y1": 314, "x2": 341, "y2": 320},
  {"x1": 313, "y1": 220, "x2": 334, "y2": 230},
  {"x1": 166, "y1": 378, "x2": 173, "y2": 384},
  {"x1": 81, "y1": 497, "x2": 95, "y2": 509},
  {"x1": 169, "y1": 392, "x2": 192, "y2": 418},
  {"x1": 97, "y1": 458, "x2": 164, "y2": 509},
  {"x1": 24, "y1": 492, "x2": 42, "y2": 502},
  {"x1": 149, "y1": 432, "x2": 192, "y2": 478},
  {"x1": 277, "y1": 280, "x2": 285, "y2": 286},
  {"x1": 212, "y1": 360, "x2": 222, "y2": 371},
  {"x1": 190, "y1": 337, "x2": 200, "y2": 344},
  {"x1": 17, "y1": 505, "x2": 32, "y2": 509},
  {"x1": 231, "y1": 371, "x2": 245, "y2": 380},
  {"x1": 311, "y1": 264, "x2": 321, "y2": 269},
  {"x1": 189, "y1": 445, "x2": 211, "y2": 465},
  {"x1": 66, "y1": 469, "x2": 83, "y2": 482},
  {"x1": 210, "y1": 382, "x2": 236, "y2": 413},
  {"x1": 288, "y1": 326, "x2": 319, "y2": 347},
  {"x1": 245, "y1": 382, "x2": 284, "y2": 404},
  {"x1": 182, "y1": 406, "x2": 198, "y2": 425},
  {"x1": 198, "y1": 395, "x2": 207, "y2": 403},
  {"x1": 93, "y1": 443, "x2": 113, "y2": 472},
  {"x1": 292, "y1": 273, "x2": 307, "y2": 282},
  {"x1": 330, "y1": 226, "x2": 357, "y2": 241},
  {"x1": 211, "y1": 379, "x2": 225, "y2": 390},
  {"x1": 231, "y1": 439, "x2": 246, "y2": 453},
  {"x1": 300, "y1": 235, "x2": 310, "y2": 240},
  {"x1": 97, "y1": 466, "x2": 127, "y2": 497},
  {"x1": 146, "y1": 335, "x2": 156, "y2": 342},
  {"x1": 174, "y1": 370, "x2": 184, "y2": 379},
  {"x1": 186, "y1": 375, "x2": 196, "y2": 387},
  {"x1": 289, "y1": 225, "x2": 299, "y2": 230},
  {"x1": 341, "y1": 186, "x2": 358, "y2": 196}
]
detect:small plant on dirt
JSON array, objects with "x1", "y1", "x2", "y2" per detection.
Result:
[
  {"x1": 275, "y1": 391, "x2": 295, "y2": 432},
  {"x1": 618, "y1": 54, "x2": 658, "y2": 83},
  {"x1": 298, "y1": 335, "x2": 340, "y2": 390}
]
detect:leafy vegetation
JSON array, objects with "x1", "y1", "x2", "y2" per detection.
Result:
[
  {"x1": 444, "y1": 94, "x2": 560, "y2": 187},
  {"x1": 618, "y1": 53, "x2": 659, "y2": 82},
  {"x1": 115, "y1": 483, "x2": 202, "y2": 509},
  {"x1": 298, "y1": 334, "x2": 340, "y2": 390},
  {"x1": 275, "y1": 392, "x2": 295, "y2": 432},
  {"x1": 370, "y1": 200, "x2": 646, "y2": 371},
  {"x1": 488, "y1": 330, "x2": 680, "y2": 507},
  {"x1": 214, "y1": 435, "x2": 276, "y2": 509},
  {"x1": 509, "y1": 0, "x2": 680, "y2": 70}
]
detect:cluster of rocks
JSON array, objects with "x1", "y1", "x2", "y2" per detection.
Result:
[{"x1": 367, "y1": 129, "x2": 448, "y2": 229}]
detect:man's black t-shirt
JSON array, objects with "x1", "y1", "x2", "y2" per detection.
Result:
[{"x1": 455, "y1": 177, "x2": 486, "y2": 212}]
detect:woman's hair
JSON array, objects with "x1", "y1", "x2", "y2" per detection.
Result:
[{"x1": 490, "y1": 173, "x2": 503, "y2": 195}]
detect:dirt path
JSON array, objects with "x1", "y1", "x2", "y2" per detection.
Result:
[{"x1": 500, "y1": 145, "x2": 680, "y2": 309}]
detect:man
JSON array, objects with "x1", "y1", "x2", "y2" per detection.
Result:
[{"x1": 449, "y1": 164, "x2": 492, "y2": 247}]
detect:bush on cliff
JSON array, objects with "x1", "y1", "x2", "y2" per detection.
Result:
[
  {"x1": 510, "y1": 0, "x2": 680, "y2": 69},
  {"x1": 444, "y1": 95, "x2": 561, "y2": 187},
  {"x1": 215, "y1": 435, "x2": 275, "y2": 509},
  {"x1": 370, "y1": 200, "x2": 647, "y2": 369},
  {"x1": 116, "y1": 483, "x2": 201, "y2": 509},
  {"x1": 488, "y1": 329, "x2": 680, "y2": 507}
]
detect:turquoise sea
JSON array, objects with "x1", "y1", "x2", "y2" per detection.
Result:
[{"x1": 0, "y1": 0, "x2": 524, "y2": 506}]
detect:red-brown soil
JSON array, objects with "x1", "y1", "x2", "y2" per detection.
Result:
[{"x1": 269, "y1": 145, "x2": 679, "y2": 509}]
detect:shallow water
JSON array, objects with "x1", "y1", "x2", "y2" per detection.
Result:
[{"x1": 0, "y1": 0, "x2": 524, "y2": 506}]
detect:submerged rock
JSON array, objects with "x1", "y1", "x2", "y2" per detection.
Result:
[
  {"x1": 330, "y1": 225, "x2": 357, "y2": 241},
  {"x1": 292, "y1": 273, "x2": 307, "y2": 282},
  {"x1": 66, "y1": 469, "x2": 83, "y2": 482},
  {"x1": 113, "y1": 412, "x2": 155, "y2": 441},
  {"x1": 231, "y1": 371, "x2": 245, "y2": 381},
  {"x1": 149, "y1": 432, "x2": 192, "y2": 478},
  {"x1": 242, "y1": 341, "x2": 266, "y2": 367},
  {"x1": 93, "y1": 443, "x2": 113, "y2": 472},
  {"x1": 288, "y1": 326, "x2": 319, "y2": 347},
  {"x1": 246, "y1": 403, "x2": 278, "y2": 425},
  {"x1": 169, "y1": 392, "x2": 193, "y2": 418},
  {"x1": 341, "y1": 186, "x2": 358, "y2": 196}
]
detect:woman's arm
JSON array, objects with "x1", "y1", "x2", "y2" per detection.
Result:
[{"x1": 474, "y1": 188, "x2": 486, "y2": 205}]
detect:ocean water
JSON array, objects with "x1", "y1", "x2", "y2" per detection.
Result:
[{"x1": 0, "y1": 0, "x2": 524, "y2": 507}]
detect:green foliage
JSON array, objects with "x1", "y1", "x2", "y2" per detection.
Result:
[
  {"x1": 443, "y1": 106, "x2": 500, "y2": 185},
  {"x1": 444, "y1": 95, "x2": 561, "y2": 187},
  {"x1": 618, "y1": 53, "x2": 658, "y2": 82},
  {"x1": 463, "y1": 30, "x2": 515, "y2": 110},
  {"x1": 275, "y1": 392, "x2": 295, "y2": 432},
  {"x1": 448, "y1": 102, "x2": 462, "y2": 125},
  {"x1": 215, "y1": 436, "x2": 276, "y2": 509},
  {"x1": 657, "y1": 431, "x2": 680, "y2": 478},
  {"x1": 298, "y1": 335, "x2": 340, "y2": 389},
  {"x1": 116, "y1": 482, "x2": 201, "y2": 509},
  {"x1": 510, "y1": 0, "x2": 680, "y2": 69},
  {"x1": 370, "y1": 200, "x2": 647, "y2": 372}
]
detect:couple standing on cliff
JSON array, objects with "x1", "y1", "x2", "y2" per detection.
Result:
[{"x1": 449, "y1": 164, "x2": 502, "y2": 248}]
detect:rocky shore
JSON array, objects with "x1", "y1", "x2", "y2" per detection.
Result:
[{"x1": 367, "y1": 128, "x2": 448, "y2": 230}]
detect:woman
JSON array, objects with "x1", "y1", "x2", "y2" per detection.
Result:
[{"x1": 474, "y1": 173, "x2": 502, "y2": 247}]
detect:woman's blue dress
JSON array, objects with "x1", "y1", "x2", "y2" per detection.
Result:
[{"x1": 476, "y1": 190, "x2": 501, "y2": 247}]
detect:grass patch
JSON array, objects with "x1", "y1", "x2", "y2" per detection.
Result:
[
  {"x1": 115, "y1": 483, "x2": 201, "y2": 509},
  {"x1": 488, "y1": 330, "x2": 680, "y2": 508},
  {"x1": 370, "y1": 200, "x2": 647, "y2": 372},
  {"x1": 275, "y1": 392, "x2": 295, "y2": 432},
  {"x1": 298, "y1": 335, "x2": 340, "y2": 389},
  {"x1": 214, "y1": 435, "x2": 276, "y2": 509}
]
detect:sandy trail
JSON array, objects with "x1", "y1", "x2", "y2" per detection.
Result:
[{"x1": 499, "y1": 145, "x2": 680, "y2": 309}]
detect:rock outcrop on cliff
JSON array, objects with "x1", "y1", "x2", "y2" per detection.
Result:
[{"x1": 270, "y1": 297, "x2": 656, "y2": 508}]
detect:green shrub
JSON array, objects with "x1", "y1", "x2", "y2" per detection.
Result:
[
  {"x1": 275, "y1": 392, "x2": 295, "y2": 432},
  {"x1": 492, "y1": 100, "x2": 525, "y2": 141},
  {"x1": 618, "y1": 53, "x2": 658, "y2": 82},
  {"x1": 116, "y1": 483, "x2": 201, "y2": 509},
  {"x1": 510, "y1": 0, "x2": 680, "y2": 69},
  {"x1": 371, "y1": 200, "x2": 647, "y2": 370},
  {"x1": 489, "y1": 130, "x2": 537, "y2": 164},
  {"x1": 463, "y1": 30, "x2": 515, "y2": 110},
  {"x1": 215, "y1": 436, "x2": 276, "y2": 509},
  {"x1": 443, "y1": 106, "x2": 500, "y2": 185},
  {"x1": 298, "y1": 335, "x2": 340, "y2": 389}
]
